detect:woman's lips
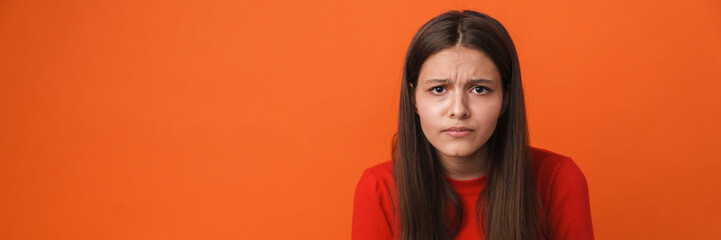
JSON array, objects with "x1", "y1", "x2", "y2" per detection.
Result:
[
  {"x1": 443, "y1": 128, "x2": 473, "y2": 137},
  {"x1": 444, "y1": 130, "x2": 472, "y2": 137}
]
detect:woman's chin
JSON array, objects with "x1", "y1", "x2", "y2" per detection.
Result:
[
  {"x1": 433, "y1": 142, "x2": 486, "y2": 159},
  {"x1": 437, "y1": 148, "x2": 474, "y2": 158}
]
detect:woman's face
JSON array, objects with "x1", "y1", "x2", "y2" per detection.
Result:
[{"x1": 413, "y1": 46, "x2": 504, "y2": 162}]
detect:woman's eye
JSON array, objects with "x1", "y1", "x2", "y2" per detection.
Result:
[
  {"x1": 429, "y1": 86, "x2": 446, "y2": 95},
  {"x1": 472, "y1": 86, "x2": 489, "y2": 95}
]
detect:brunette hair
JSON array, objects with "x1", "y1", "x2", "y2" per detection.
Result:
[{"x1": 391, "y1": 10, "x2": 551, "y2": 240}]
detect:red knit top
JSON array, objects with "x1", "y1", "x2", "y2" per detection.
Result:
[{"x1": 351, "y1": 147, "x2": 594, "y2": 239}]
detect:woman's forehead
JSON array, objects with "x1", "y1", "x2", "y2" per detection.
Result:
[
  {"x1": 422, "y1": 78, "x2": 496, "y2": 86},
  {"x1": 418, "y1": 47, "x2": 501, "y2": 85}
]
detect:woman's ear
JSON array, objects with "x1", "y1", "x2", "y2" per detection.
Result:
[{"x1": 409, "y1": 83, "x2": 418, "y2": 113}]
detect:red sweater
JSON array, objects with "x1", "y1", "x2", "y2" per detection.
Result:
[{"x1": 351, "y1": 147, "x2": 594, "y2": 240}]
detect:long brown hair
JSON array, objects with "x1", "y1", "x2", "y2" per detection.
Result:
[{"x1": 392, "y1": 10, "x2": 550, "y2": 240}]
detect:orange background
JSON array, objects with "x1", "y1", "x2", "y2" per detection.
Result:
[{"x1": 1, "y1": 0, "x2": 720, "y2": 239}]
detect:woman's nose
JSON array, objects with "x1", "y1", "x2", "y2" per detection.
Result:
[{"x1": 449, "y1": 91, "x2": 470, "y2": 119}]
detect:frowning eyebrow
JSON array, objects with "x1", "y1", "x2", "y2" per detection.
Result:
[{"x1": 424, "y1": 78, "x2": 495, "y2": 85}]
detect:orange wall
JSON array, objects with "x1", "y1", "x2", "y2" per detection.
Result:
[{"x1": 1, "y1": 0, "x2": 720, "y2": 239}]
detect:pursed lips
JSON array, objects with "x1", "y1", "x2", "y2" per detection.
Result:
[
  {"x1": 443, "y1": 126, "x2": 473, "y2": 132},
  {"x1": 442, "y1": 126, "x2": 473, "y2": 137}
]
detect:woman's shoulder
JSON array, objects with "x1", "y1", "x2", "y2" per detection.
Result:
[
  {"x1": 529, "y1": 146, "x2": 587, "y2": 187},
  {"x1": 352, "y1": 160, "x2": 398, "y2": 239},
  {"x1": 529, "y1": 146, "x2": 590, "y2": 202},
  {"x1": 529, "y1": 146, "x2": 575, "y2": 172},
  {"x1": 360, "y1": 160, "x2": 394, "y2": 184},
  {"x1": 354, "y1": 160, "x2": 397, "y2": 202},
  {"x1": 529, "y1": 147, "x2": 594, "y2": 238}
]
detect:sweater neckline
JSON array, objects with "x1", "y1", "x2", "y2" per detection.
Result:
[{"x1": 442, "y1": 173, "x2": 488, "y2": 195}]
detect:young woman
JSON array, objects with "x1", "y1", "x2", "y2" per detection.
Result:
[{"x1": 351, "y1": 10, "x2": 594, "y2": 240}]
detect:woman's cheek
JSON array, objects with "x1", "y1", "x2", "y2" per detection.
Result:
[{"x1": 417, "y1": 105, "x2": 444, "y2": 142}]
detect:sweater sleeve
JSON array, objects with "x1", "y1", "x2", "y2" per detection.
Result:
[
  {"x1": 351, "y1": 169, "x2": 393, "y2": 240},
  {"x1": 547, "y1": 157, "x2": 595, "y2": 240}
]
